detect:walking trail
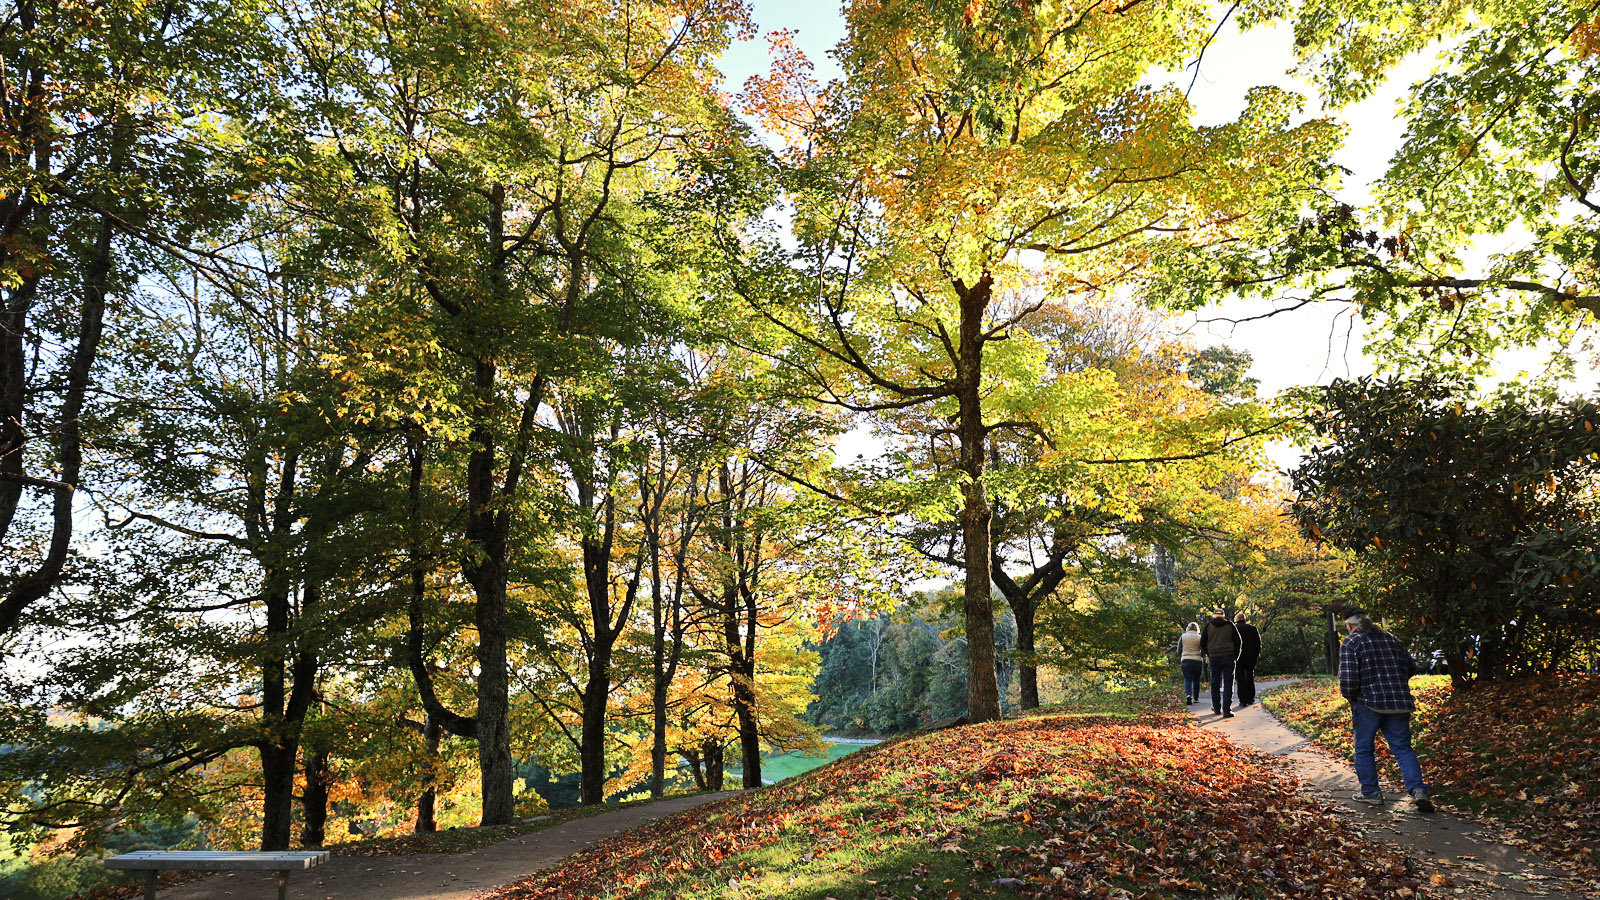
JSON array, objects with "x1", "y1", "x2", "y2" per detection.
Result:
[
  {"x1": 147, "y1": 792, "x2": 739, "y2": 900},
  {"x1": 1197, "y1": 680, "x2": 1598, "y2": 899},
  {"x1": 142, "y1": 691, "x2": 1599, "y2": 900}
]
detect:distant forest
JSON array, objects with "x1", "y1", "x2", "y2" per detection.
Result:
[{"x1": 806, "y1": 603, "x2": 1018, "y2": 734}]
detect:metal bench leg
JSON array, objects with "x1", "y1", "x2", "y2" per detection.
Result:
[
  {"x1": 278, "y1": 870, "x2": 288, "y2": 900},
  {"x1": 143, "y1": 870, "x2": 157, "y2": 900}
]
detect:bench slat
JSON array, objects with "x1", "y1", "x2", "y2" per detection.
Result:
[{"x1": 105, "y1": 850, "x2": 329, "y2": 871}]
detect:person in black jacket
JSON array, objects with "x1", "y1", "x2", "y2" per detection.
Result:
[
  {"x1": 1234, "y1": 611, "x2": 1262, "y2": 706},
  {"x1": 1199, "y1": 609, "x2": 1241, "y2": 717}
]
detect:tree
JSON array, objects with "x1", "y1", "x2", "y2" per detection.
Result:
[
  {"x1": 737, "y1": 0, "x2": 1340, "y2": 721},
  {"x1": 985, "y1": 305, "x2": 1271, "y2": 706},
  {"x1": 1289, "y1": 377, "x2": 1600, "y2": 685},
  {"x1": 0, "y1": 0, "x2": 268, "y2": 644},
  {"x1": 3, "y1": 206, "x2": 400, "y2": 850},
  {"x1": 681, "y1": 359, "x2": 838, "y2": 788},
  {"x1": 1201, "y1": 0, "x2": 1600, "y2": 374},
  {"x1": 271, "y1": 0, "x2": 748, "y2": 823}
]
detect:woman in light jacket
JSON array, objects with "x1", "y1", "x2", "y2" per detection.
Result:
[{"x1": 1178, "y1": 622, "x2": 1205, "y2": 705}]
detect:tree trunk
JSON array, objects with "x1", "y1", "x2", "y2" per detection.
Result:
[
  {"x1": 260, "y1": 741, "x2": 299, "y2": 851},
  {"x1": 464, "y1": 365, "x2": 514, "y2": 825},
  {"x1": 702, "y1": 739, "x2": 724, "y2": 791},
  {"x1": 416, "y1": 715, "x2": 440, "y2": 833},
  {"x1": 259, "y1": 576, "x2": 296, "y2": 852},
  {"x1": 685, "y1": 749, "x2": 705, "y2": 790},
  {"x1": 471, "y1": 577, "x2": 514, "y2": 826},
  {"x1": 300, "y1": 746, "x2": 331, "y2": 848},
  {"x1": 955, "y1": 273, "x2": 1001, "y2": 723},
  {"x1": 579, "y1": 648, "x2": 611, "y2": 805},
  {"x1": 1014, "y1": 598, "x2": 1039, "y2": 710},
  {"x1": 258, "y1": 578, "x2": 320, "y2": 850},
  {"x1": 732, "y1": 670, "x2": 761, "y2": 789},
  {"x1": 649, "y1": 504, "x2": 667, "y2": 799}
]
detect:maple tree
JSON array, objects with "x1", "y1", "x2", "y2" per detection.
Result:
[
  {"x1": 0, "y1": 0, "x2": 270, "y2": 646},
  {"x1": 1200, "y1": 0, "x2": 1600, "y2": 375},
  {"x1": 736, "y1": 0, "x2": 1340, "y2": 722},
  {"x1": 984, "y1": 302, "x2": 1274, "y2": 704},
  {"x1": 267, "y1": 0, "x2": 752, "y2": 823}
]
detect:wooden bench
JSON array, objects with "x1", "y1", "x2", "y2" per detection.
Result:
[{"x1": 104, "y1": 850, "x2": 329, "y2": 900}]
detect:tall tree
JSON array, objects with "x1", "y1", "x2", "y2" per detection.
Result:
[
  {"x1": 684, "y1": 380, "x2": 834, "y2": 788},
  {"x1": 737, "y1": 0, "x2": 1340, "y2": 721},
  {"x1": 0, "y1": 0, "x2": 268, "y2": 644},
  {"x1": 272, "y1": 0, "x2": 748, "y2": 823}
]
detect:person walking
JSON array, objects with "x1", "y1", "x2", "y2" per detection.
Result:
[
  {"x1": 1199, "y1": 609, "x2": 1240, "y2": 717},
  {"x1": 1234, "y1": 611, "x2": 1261, "y2": 706},
  {"x1": 1339, "y1": 609, "x2": 1434, "y2": 813},
  {"x1": 1177, "y1": 622, "x2": 1204, "y2": 705}
]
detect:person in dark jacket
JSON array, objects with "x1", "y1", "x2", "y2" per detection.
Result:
[
  {"x1": 1199, "y1": 609, "x2": 1240, "y2": 717},
  {"x1": 1339, "y1": 609, "x2": 1433, "y2": 812},
  {"x1": 1234, "y1": 611, "x2": 1261, "y2": 706}
]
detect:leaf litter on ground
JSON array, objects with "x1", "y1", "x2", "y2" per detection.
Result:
[
  {"x1": 481, "y1": 686, "x2": 1430, "y2": 899},
  {"x1": 1263, "y1": 673, "x2": 1599, "y2": 883}
]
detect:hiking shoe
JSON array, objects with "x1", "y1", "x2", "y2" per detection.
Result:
[
  {"x1": 1352, "y1": 792, "x2": 1385, "y2": 806},
  {"x1": 1410, "y1": 789, "x2": 1435, "y2": 814}
]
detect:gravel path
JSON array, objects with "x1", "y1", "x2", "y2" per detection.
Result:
[
  {"x1": 1195, "y1": 680, "x2": 1597, "y2": 899},
  {"x1": 146, "y1": 792, "x2": 740, "y2": 900}
]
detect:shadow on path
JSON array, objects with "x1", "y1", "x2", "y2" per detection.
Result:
[{"x1": 1192, "y1": 681, "x2": 1596, "y2": 900}]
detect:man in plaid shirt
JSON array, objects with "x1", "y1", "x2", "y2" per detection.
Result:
[{"x1": 1339, "y1": 609, "x2": 1435, "y2": 813}]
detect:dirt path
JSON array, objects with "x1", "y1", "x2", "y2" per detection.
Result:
[
  {"x1": 148, "y1": 792, "x2": 740, "y2": 900},
  {"x1": 1195, "y1": 681, "x2": 1596, "y2": 899}
]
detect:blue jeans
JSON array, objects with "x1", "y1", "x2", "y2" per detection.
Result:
[
  {"x1": 1180, "y1": 660, "x2": 1202, "y2": 700},
  {"x1": 1351, "y1": 702, "x2": 1426, "y2": 796},
  {"x1": 1208, "y1": 656, "x2": 1234, "y2": 712}
]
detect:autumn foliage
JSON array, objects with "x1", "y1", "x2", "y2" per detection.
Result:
[
  {"x1": 482, "y1": 689, "x2": 1423, "y2": 900},
  {"x1": 1264, "y1": 675, "x2": 1600, "y2": 879}
]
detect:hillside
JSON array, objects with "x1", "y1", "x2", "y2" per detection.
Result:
[
  {"x1": 1264, "y1": 674, "x2": 1600, "y2": 880},
  {"x1": 480, "y1": 688, "x2": 1423, "y2": 900}
]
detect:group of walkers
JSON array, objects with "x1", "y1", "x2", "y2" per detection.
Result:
[
  {"x1": 1176, "y1": 610, "x2": 1259, "y2": 717},
  {"x1": 1175, "y1": 607, "x2": 1435, "y2": 813}
]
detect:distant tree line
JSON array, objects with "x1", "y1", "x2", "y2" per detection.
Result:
[{"x1": 806, "y1": 601, "x2": 1017, "y2": 735}]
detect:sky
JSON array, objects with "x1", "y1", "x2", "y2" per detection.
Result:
[{"x1": 711, "y1": 2, "x2": 1597, "y2": 470}]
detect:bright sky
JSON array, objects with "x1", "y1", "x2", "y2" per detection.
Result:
[{"x1": 713, "y1": 3, "x2": 1597, "y2": 469}]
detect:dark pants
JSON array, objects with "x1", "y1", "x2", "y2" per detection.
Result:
[
  {"x1": 1236, "y1": 664, "x2": 1256, "y2": 705},
  {"x1": 1209, "y1": 656, "x2": 1235, "y2": 713},
  {"x1": 1180, "y1": 660, "x2": 1203, "y2": 701}
]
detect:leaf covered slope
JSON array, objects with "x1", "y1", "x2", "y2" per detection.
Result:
[
  {"x1": 483, "y1": 691, "x2": 1424, "y2": 900},
  {"x1": 1264, "y1": 675, "x2": 1600, "y2": 880}
]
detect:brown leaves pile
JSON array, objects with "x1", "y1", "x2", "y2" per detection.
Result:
[
  {"x1": 1268, "y1": 673, "x2": 1600, "y2": 879},
  {"x1": 481, "y1": 706, "x2": 1425, "y2": 899}
]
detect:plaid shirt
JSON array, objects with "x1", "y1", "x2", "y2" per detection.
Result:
[{"x1": 1339, "y1": 628, "x2": 1418, "y2": 713}]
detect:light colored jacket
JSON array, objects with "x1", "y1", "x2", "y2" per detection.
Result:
[{"x1": 1178, "y1": 631, "x2": 1204, "y2": 662}]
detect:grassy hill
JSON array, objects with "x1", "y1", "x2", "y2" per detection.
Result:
[
  {"x1": 480, "y1": 687, "x2": 1423, "y2": 900},
  {"x1": 1263, "y1": 673, "x2": 1600, "y2": 880}
]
